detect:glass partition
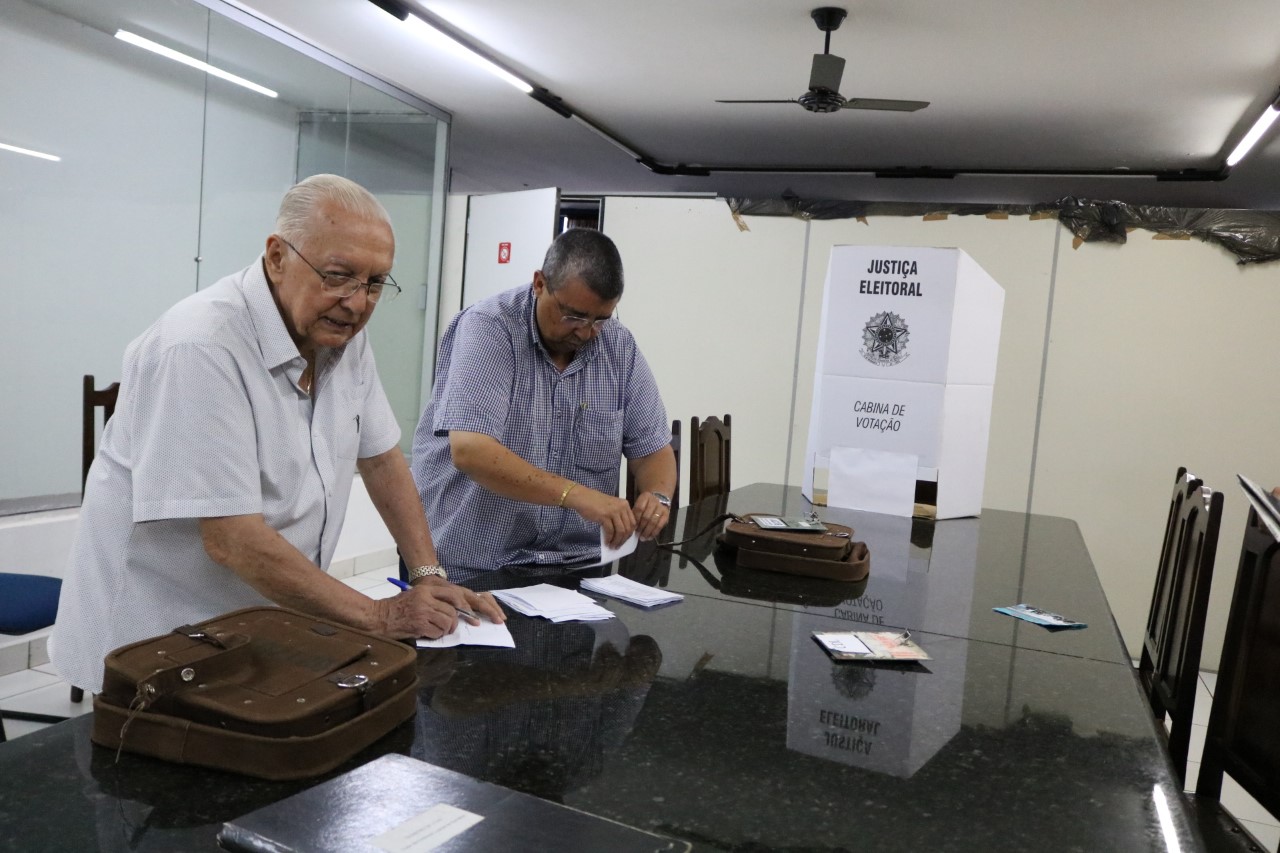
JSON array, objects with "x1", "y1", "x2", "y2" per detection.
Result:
[{"x1": 0, "y1": 0, "x2": 449, "y2": 510}]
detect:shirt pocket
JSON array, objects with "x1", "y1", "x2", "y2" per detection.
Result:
[
  {"x1": 336, "y1": 386, "x2": 364, "y2": 461},
  {"x1": 574, "y1": 408, "x2": 624, "y2": 474}
]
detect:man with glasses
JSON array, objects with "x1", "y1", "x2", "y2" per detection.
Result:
[
  {"x1": 51, "y1": 174, "x2": 502, "y2": 695},
  {"x1": 410, "y1": 228, "x2": 676, "y2": 580}
]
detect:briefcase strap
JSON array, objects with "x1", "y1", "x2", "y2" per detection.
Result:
[
  {"x1": 656, "y1": 513, "x2": 740, "y2": 550},
  {"x1": 134, "y1": 631, "x2": 253, "y2": 704}
]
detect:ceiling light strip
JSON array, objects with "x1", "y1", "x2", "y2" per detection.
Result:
[
  {"x1": 114, "y1": 30, "x2": 278, "y2": 98},
  {"x1": 0, "y1": 142, "x2": 61, "y2": 162},
  {"x1": 399, "y1": 16, "x2": 533, "y2": 94},
  {"x1": 1227, "y1": 97, "x2": 1280, "y2": 167}
]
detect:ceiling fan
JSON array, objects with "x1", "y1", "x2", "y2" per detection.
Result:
[{"x1": 716, "y1": 7, "x2": 929, "y2": 114}]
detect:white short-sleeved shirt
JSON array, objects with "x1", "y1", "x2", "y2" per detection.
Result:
[{"x1": 50, "y1": 258, "x2": 399, "y2": 693}]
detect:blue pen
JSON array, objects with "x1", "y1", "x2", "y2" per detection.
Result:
[{"x1": 386, "y1": 578, "x2": 479, "y2": 621}]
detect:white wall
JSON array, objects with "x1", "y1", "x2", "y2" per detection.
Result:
[{"x1": 529, "y1": 197, "x2": 1268, "y2": 667}]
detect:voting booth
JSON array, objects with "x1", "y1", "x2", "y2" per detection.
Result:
[{"x1": 803, "y1": 246, "x2": 1005, "y2": 518}]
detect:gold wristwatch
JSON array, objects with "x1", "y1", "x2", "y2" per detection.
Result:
[{"x1": 408, "y1": 564, "x2": 448, "y2": 583}]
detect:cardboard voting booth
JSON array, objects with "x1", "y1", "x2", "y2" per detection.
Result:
[{"x1": 803, "y1": 246, "x2": 1005, "y2": 518}]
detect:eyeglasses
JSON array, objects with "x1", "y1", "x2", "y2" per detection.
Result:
[
  {"x1": 279, "y1": 237, "x2": 401, "y2": 303},
  {"x1": 546, "y1": 288, "x2": 613, "y2": 330}
]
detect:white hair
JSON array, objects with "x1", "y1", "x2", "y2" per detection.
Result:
[{"x1": 275, "y1": 174, "x2": 391, "y2": 243}]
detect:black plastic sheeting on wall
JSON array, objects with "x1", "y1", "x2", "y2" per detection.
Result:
[{"x1": 725, "y1": 196, "x2": 1280, "y2": 265}]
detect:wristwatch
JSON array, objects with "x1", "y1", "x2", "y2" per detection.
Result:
[
  {"x1": 408, "y1": 564, "x2": 448, "y2": 583},
  {"x1": 651, "y1": 492, "x2": 672, "y2": 509}
]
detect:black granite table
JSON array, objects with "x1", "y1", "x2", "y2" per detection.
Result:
[{"x1": 0, "y1": 484, "x2": 1203, "y2": 852}]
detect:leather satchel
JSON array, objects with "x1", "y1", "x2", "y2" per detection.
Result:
[
  {"x1": 660, "y1": 512, "x2": 870, "y2": 584},
  {"x1": 92, "y1": 606, "x2": 418, "y2": 781},
  {"x1": 715, "y1": 513, "x2": 870, "y2": 582}
]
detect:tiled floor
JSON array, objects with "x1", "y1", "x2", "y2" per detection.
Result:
[{"x1": 2, "y1": 579, "x2": 1277, "y2": 850}]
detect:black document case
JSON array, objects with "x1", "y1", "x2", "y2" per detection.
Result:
[{"x1": 217, "y1": 753, "x2": 688, "y2": 852}]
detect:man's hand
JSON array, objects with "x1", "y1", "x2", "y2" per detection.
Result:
[
  {"x1": 566, "y1": 487, "x2": 637, "y2": 548},
  {"x1": 632, "y1": 491, "x2": 671, "y2": 541},
  {"x1": 376, "y1": 580, "x2": 505, "y2": 639}
]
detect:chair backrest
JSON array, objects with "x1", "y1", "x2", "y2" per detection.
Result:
[
  {"x1": 82, "y1": 374, "x2": 120, "y2": 497},
  {"x1": 1195, "y1": 503, "x2": 1280, "y2": 827},
  {"x1": 687, "y1": 415, "x2": 731, "y2": 504},
  {"x1": 625, "y1": 420, "x2": 681, "y2": 507},
  {"x1": 1137, "y1": 466, "x2": 1224, "y2": 787}
]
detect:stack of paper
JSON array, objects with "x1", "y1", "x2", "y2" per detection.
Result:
[
  {"x1": 579, "y1": 575, "x2": 683, "y2": 608},
  {"x1": 492, "y1": 583, "x2": 615, "y2": 622}
]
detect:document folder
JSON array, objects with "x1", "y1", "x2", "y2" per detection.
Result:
[{"x1": 217, "y1": 753, "x2": 688, "y2": 853}]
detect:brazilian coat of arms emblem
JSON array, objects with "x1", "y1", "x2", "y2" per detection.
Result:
[{"x1": 860, "y1": 311, "x2": 910, "y2": 366}]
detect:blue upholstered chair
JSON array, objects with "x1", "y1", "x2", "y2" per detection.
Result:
[{"x1": 0, "y1": 573, "x2": 80, "y2": 743}]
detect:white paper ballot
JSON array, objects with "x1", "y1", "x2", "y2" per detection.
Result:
[
  {"x1": 579, "y1": 574, "x2": 683, "y2": 608},
  {"x1": 597, "y1": 529, "x2": 638, "y2": 564},
  {"x1": 827, "y1": 446, "x2": 918, "y2": 516},
  {"x1": 415, "y1": 616, "x2": 515, "y2": 649},
  {"x1": 372, "y1": 803, "x2": 483, "y2": 853}
]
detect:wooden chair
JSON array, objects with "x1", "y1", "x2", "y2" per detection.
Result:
[
  {"x1": 625, "y1": 420, "x2": 681, "y2": 508},
  {"x1": 1193, "y1": 500, "x2": 1280, "y2": 848},
  {"x1": 1137, "y1": 467, "x2": 1223, "y2": 787},
  {"x1": 83, "y1": 374, "x2": 120, "y2": 497},
  {"x1": 688, "y1": 415, "x2": 731, "y2": 504},
  {"x1": 55, "y1": 373, "x2": 118, "y2": 705}
]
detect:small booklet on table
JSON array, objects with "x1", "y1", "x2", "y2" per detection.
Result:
[
  {"x1": 812, "y1": 630, "x2": 931, "y2": 662},
  {"x1": 993, "y1": 603, "x2": 1086, "y2": 630}
]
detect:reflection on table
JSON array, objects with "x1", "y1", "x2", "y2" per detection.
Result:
[{"x1": 0, "y1": 484, "x2": 1203, "y2": 852}]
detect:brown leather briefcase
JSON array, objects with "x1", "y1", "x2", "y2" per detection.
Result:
[
  {"x1": 716, "y1": 513, "x2": 871, "y2": 582},
  {"x1": 92, "y1": 606, "x2": 418, "y2": 780}
]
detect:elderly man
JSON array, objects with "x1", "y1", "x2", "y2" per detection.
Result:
[
  {"x1": 51, "y1": 174, "x2": 502, "y2": 694},
  {"x1": 411, "y1": 228, "x2": 677, "y2": 579}
]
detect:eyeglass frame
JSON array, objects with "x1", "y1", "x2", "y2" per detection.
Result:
[
  {"x1": 545, "y1": 286, "x2": 615, "y2": 330},
  {"x1": 278, "y1": 237, "x2": 401, "y2": 303}
]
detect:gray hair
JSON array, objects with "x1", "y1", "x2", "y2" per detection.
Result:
[
  {"x1": 541, "y1": 228, "x2": 624, "y2": 301},
  {"x1": 275, "y1": 174, "x2": 391, "y2": 243}
]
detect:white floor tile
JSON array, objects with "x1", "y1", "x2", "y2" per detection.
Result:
[
  {"x1": 1184, "y1": 760, "x2": 1200, "y2": 793},
  {"x1": 1192, "y1": 678, "x2": 1214, "y2": 727},
  {"x1": 1201, "y1": 671, "x2": 1217, "y2": 695},
  {"x1": 1222, "y1": 773, "x2": 1280, "y2": 827},
  {"x1": 1237, "y1": 818, "x2": 1280, "y2": 853},
  {"x1": 0, "y1": 643, "x2": 29, "y2": 677},
  {"x1": 1187, "y1": 723, "x2": 1207, "y2": 766},
  {"x1": 0, "y1": 667, "x2": 60, "y2": 699},
  {"x1": 0, "y1": 718, "x2": 45, "y2": 741},
  {"x1": 32, "y1": 663, "x2": 58, "y2": 676},
  {"x1": 3, "y1": 681, "x2": 92, "y2": 719},
  {"x1": 342, "y1": 574, "x2": 386, "y2": 593}
]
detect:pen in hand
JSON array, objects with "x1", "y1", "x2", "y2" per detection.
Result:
[{"x1": 386, "y1": 577, "x2": 479, "y2": 621}]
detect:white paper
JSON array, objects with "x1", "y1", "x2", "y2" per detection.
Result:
[
  {"x1": 372, "y1": 802, "x2": 483, "y2": 853},
  {"x1": 415, "y1": 616, "x2": 516, "y2": 649},
  {"x1": 827, "y1": 446, "x2": 917, "y2": 516},
  {"x1": 492, "y1": 583, "x2": 615, "y2": 622},
  {"x1": 579, "y1": 575, "x2": 683, "y2": 607},
  {"x1": 597, "y1": 529, "x2": 638, "y2": 564},
  {"x1": 813, "y1": 632, "x2": 873, "y2": 656}
]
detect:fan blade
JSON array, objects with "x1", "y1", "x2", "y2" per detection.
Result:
[
  {"x1": 809, "y1": 53, "x2": 845, "y2": 93},
  {"x1": 842, "y1": 98, "x2": 930, "y2": 112},
  {"x1": 715, "y1": 99, "x2": 800, "y2": 104}
]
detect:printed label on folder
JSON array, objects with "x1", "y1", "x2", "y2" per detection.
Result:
[{"x1": 372, "y1": 803, "x2": 484, "y2": 853}]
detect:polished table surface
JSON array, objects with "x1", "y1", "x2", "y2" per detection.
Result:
[{"x1": 0, "y1": 484, "x2": 1203, "y2": 852}]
